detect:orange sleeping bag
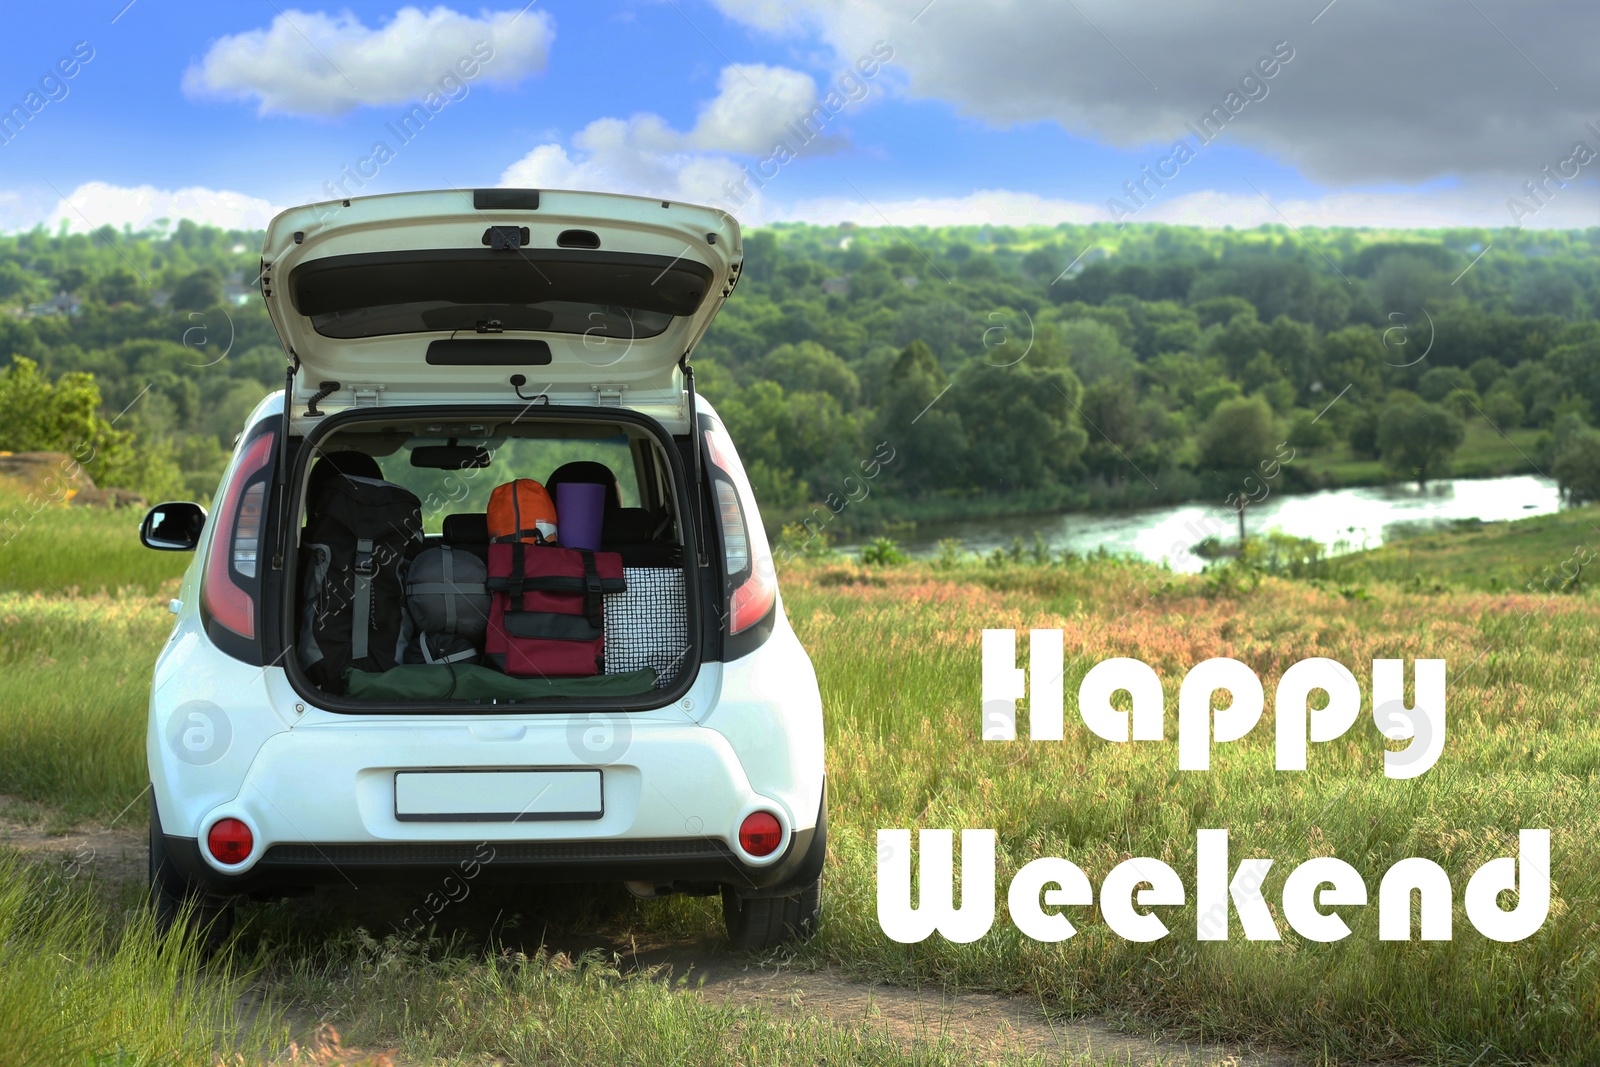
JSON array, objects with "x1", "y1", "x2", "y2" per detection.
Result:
[{"x1": 487, "y1": 478, "x2": 558, "y2": 545}]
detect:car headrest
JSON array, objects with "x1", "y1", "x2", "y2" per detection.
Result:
[
  {"x1": 442, "y1": 512, "x2": 490, "y2": 544},
  {"x1": 306, "y1": 449, "x2": 384, "y2": 501},
  {"x1": 546, "y1": 461, "x2": 623, "y2": 510},
  {"x1": 603, "y1": 507, "x2": 658, "y2": 544}
]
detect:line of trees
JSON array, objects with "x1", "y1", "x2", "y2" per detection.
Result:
[{"x1": 2, "y1": 217, "x2": 1599, "y2": 519}]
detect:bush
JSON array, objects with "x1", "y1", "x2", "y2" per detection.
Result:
[
  {"x1": 859, "y1": 536, "x2": 908, "y2": 566},
  {"x1": 1240, "y1": 529, "x2": 1325, "y2": 577},
  {"x1": 776, "y1": 521, "x2": 839, "y2": 563},
  {"x1": 932, "y1": 537, "x2": 966, "y2": 570}
]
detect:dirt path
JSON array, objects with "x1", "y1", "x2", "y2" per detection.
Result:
[
  {"x1": 0, "y1": 806, "x2": 1304, "y2": 1067},
  {"x1": 689, "y1": 961, "x2": 1298, "y2": 1066},
  {"x1": 0, "y1": 797, "x2": 148, "y2": 889}
]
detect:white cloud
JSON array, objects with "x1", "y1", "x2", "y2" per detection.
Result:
[
  {"x1": 773, "y1": 183, "x2": 1600, "y2": 230},
  {"x1": 500, "y1": 122, "x2": 753, "y2": 217},
  {"x1": 1, "y1": 183, "x2": 282, "y2": 233},
  {"x1": 710, "y1": 0, "x2": 1600, "y2": 187},
  {"x1": 781, "y1": 189, "x2": 1101, "y2": 227},
  {"x1": 184, "y1": 5, "x2": 553, "y2": 117},
  {"x1": 685, "y1": 64, "x2": 831, "y2": 155},
  {"x1": 1140, "y1": 183, "x2": 1600, "y2": 230},
  {"x1": 499, "y1": 62, "x2": 839, "y2": 221}
]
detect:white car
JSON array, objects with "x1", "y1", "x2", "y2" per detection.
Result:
[{"x1": 139, "y1": 189, "x2": 826, "y2": 950}]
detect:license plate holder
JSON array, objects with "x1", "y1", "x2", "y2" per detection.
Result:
[{"x1": 394, "y1": 769, "x2": 604, "y2": 822}]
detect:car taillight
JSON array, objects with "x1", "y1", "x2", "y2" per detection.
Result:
[
  {"x1": 739, "y1": 811, "x2": 782, "y2": 857},
  {"x1": 715, "y1": 479, "x2": 749, "y2": 574},
  {"x1": 206, "y1": 818, "x2": 254, "y2": 864},
  {"x1": 202, "y1": 431, "x2": 276, "y2": 640},
  {"x1": 703, "y1": 420, "x2": 776, "y2": 636}
]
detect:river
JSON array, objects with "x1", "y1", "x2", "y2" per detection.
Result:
[{"x1": 874, "y1": 474, "x2": 1563, "y2": 573}]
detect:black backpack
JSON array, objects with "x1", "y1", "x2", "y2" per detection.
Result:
[{"x1": 297, "y1": 473, "x2": 423, "y2": 691}]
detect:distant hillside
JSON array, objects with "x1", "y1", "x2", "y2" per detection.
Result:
[{"x1": 2, "y1": 218, "x2": 1598, "y2": 529}]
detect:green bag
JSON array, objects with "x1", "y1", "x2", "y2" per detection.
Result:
[{"x1": 345, "y1": 663, "x2": 657, "y2": 702}]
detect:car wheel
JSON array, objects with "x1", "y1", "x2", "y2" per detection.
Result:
[
  {"x1": 721, "y1": 876, "x2": 821, "y2": 950},
  {"x1": 148, "y1": 791, "x2": 235, "y2": 955}
]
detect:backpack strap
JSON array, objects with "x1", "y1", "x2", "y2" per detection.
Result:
[
  {"x1": 352, "y1": 537, "x2": 375, "y2": 660},
  {"x1": 442, "y1": 545, "x2": 456, "y2": 634},
  {"x1": 580, "y1": 549, "x2": 603, "y2": 629},
  {"x1": 509, "y1": 540, "x2": 527, "y2": 609},
  {"x1": 490, "y1": 528, "x2": 553, "y2": 545}
]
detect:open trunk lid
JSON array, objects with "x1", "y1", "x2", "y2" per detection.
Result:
[{"x1": 260, "y1": 189, "x2": 741, "y2": 427}]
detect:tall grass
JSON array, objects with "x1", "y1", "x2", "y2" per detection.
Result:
[
  {"x1": 0, "y1": 849, "x2": 285, "y2": 1064},
  {"x1": 0, "y1": 590, "x2": 170, "y2": 819},
  {"x1": 783, "y1": 558, "x2": 1600, "y2": 1065},
  {"x1": 0, "y1": 486, "x2": 188, "y2": 595}
]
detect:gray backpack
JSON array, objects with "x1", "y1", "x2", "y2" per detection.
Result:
[{"x1": 403, "y1": 545, "x2": 491, "y2": 665}]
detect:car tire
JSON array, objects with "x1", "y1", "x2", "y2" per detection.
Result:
[
  {"x1": 721, "y1": 876, "x2": 821, "y2": 950},
  {"x1": 148, "y1": 791, "x2": 235, "y2": 955}
]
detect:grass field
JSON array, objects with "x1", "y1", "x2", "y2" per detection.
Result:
[
  {"x1": 785, "y1": 557, "x2": 1598, "y2": 1064},
  {"x1": 0, "y1": 850, "x2": 285, "y2": 1065},
  {"x1": 0, "y1": 493, "x2": 1596, "y2": 1063},
  {"x1": 1296, "y1": 420, "x2": 1545, "y2": 486},
  {"x1": 0, "y1": 484, "x2": 188, "y2": 596},
  {"x1": 1321, "y1": 503, "x2": 1600, "y2": 594}
]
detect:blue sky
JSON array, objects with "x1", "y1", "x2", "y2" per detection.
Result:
[{"x1": 1, "y1": 1, "x2": 1594, "y2": 232}]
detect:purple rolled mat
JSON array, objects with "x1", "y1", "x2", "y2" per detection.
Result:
[{"x1": 555, "y1": 482, "x2": 606, "y2": 550}]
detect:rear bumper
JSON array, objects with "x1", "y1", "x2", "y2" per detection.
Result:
[{"x1": 163, "y1": 786, "x2": 825, "y2": 898}]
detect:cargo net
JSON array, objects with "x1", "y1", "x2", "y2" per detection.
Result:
[{"x1": 604, "y1": 567, "x2": 690, "y2": 688}]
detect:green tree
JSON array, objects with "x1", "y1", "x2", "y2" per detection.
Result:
[
  {"x1": 1080, "y1": 378, "x2": 1145, "y2": 479},
  {"x1": 1417, "y1": 366, "x2": 1474, "y2": 403},
  {"x1": 760, "y1": 342, "x2": 861, "y2": 409},
  {"x1": 1467, "y1": 357, "x2": 1505, "y2": 394},
  {"x1": 171, "y1": 267, "x2": 224, "y2": 311},
  {"x1": 1481, "y1": 387, "x2": 1525, "y2": 430},
  {"x1": 54, "y1": 265, "x2": 90, "y2": 294},
  {"x1": 1346, "y1": 405, "x2": 1380, "y2": 458},
  {"x1": 1552, "y1": 426, "x2": 1600, "y2": 504},
  {"x1": 871, "y1": 341, "x2": 967, "y2": 496},
  {"x1": 93, "y1": 268, "x2": 142, "y2": 305},
  {"x1": 1061, "y1": 318, "x2": 1136, "y2": 385},
  {"x1": 0, "y1": 357, "x2": 130, "y2": 488},
  {"x1": 946, "y1": 363, "x2": 1088, "y2": 493},
  {"x1": 1198, "y1": 395, "x2": 1279, "y2": 472},
  {"x1": 1022, "y1": 247, "x2": 1059, "y2": 280},
  {"x1": 710, "y1": 402, "x2": 806, "y2": 511},
  {"x1": 1376, "y1": 399, "x2": 1465, "y2": 487},
  {"x1": 1318, "y1": 326, "x2": 1385, "y2": 398},
  {"x1": 1197, "y1": 394, "x2": 1279, "y2": 544},
  {"x1": 0, "y1": 262, "x2": 42, "y2": 304}
]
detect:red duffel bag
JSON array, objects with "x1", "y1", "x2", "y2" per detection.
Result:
[{"x1": 485, "y1": 541, "x2": 626, "y2": 677}]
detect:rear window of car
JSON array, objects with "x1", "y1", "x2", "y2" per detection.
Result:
[
  {"x1": 311, "y1": 300, "x2": 673, "y2": 340},
  {"x1": 344, "y1": 435, "x2": 640, "y2": 533},
  {"x1": 289, "y1": 249, "x2": 712, "y2": 341}
]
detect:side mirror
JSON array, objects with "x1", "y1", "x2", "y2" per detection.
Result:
[{"x1": 141, "y1": 501, "x2": 207, "y2": 551}]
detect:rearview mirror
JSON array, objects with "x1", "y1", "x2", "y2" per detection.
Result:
[
  {"x1": 141, "y1": 501, "x2": 207, "y2": 551},
  {"x1": 411, "y1": 444, "x2": 492, "y2": 470}
]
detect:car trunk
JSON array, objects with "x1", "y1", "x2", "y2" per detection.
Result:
[
  {"x1": 256, "y1": 188, "x2": 737, "y2": 712},
  {"x1": 280, "y1": 405, "x2": 705, "y2": 713}
]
